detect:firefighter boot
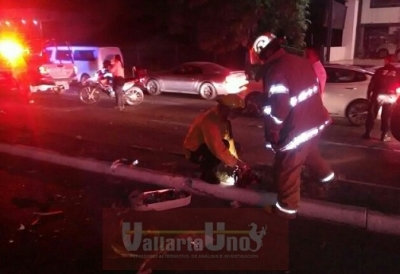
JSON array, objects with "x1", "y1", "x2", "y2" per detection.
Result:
[
  {"x1": 264, "y1": 205, "x2": 296, "y2": 220},
  {"x1": 362, "y1": 132, "x2": 371, "y2": 140},
  {"x1": 380, "y1": 133, "x2": 391, "y2": 142}
]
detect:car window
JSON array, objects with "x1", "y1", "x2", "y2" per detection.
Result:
[
  {"x1": 203, "y1": 63, "x2": 230, "y2": 75},
  {"x1": 73, "y1": 50, "x2": 96, "y2": 61},
  {"x1": 325, "y1": 68, "x2": 367, "y2": 83},
  {"x1": 184, "y1": 65, "x2": 202, "y2": 75},
  {"x1": 55, "y1": 50, "x2": 73, "y2": 61},
  {"x1": 172, "y1": 65, "x2": 202, "y2": 75},
  {"x1": 171, "y1": 65, "x2": 185, "y2": 74}
]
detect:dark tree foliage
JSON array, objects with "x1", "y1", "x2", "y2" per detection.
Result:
[{"x1": 168, "y1": 0, "x2": 310, "y2": 54}]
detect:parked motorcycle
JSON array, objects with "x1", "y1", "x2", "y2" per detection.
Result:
[{"x1": 79, "y1": 69, "x2": 145, "y2": 105}]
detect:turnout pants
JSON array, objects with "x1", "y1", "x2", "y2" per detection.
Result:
[
  {"x1": 273, "y1": 136, "x2": 332, "y2": 211},
  {"x1": 113, "y1": 76, "x2": 125, "y2": 108},
  {"x1": 189, "y1": 140, "x2": 231, "y2": 173},
  {"x1": 365, "y1": 100, "x2": 393, "y2": 135}
]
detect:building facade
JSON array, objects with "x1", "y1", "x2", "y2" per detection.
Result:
[{"x1": 330, "y1": 0, "x2": 400, "y2": 61}]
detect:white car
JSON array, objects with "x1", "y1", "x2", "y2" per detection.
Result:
[
  {"x1": 375, "y1": 43, "x2": 400, "y2": 60},
  {"x1": 240, "y1": 64, "x2": 375, "y2": 126}
]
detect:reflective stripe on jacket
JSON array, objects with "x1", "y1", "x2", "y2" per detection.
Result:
[
  {"x1": 261, "y1": 49, "x2": 330, "y2": 152},
  {"x1": 183, "y1": 107, "x2": 238, "y2": 167}
]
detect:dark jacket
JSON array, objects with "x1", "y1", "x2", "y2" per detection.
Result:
[
  {"x1": 261, "y1": 49, "x2": 331, "y2": 152},
  {"x1": 367, "y1": 63, "x2": 399, "y2": 100}
]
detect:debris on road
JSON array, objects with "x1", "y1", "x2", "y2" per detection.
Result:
[
  {"x1": 17, "y1": 224, "x2": 25, "y2": 231},
  {"x1": 230, "y1": 201, "x2": 241, "y2": 208},
  {"x1": 161, "y1": 162, "x2": 177, "y2": 166},
  {"x1": 111, "y1": 158, "x2": 139, "y2": 171},
  {"x1": 111, "y1": 244, "x2": 138, "y2": 258},
  {"x1": 9, "y1": 239, "x2": 14, "y2": 243},
  {"x1": 33, "y1": 210, "x2": 64, "y2": 217},
  {"x1": 129, "y1": 188, "x2": 191, "y2": 211}
]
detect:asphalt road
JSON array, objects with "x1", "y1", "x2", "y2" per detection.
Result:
[
  {"x1": 1, "y1": 88, "x2": 400, "y2": 185},
  {"x1": 1, "y1": 154, "x2": 400, "y2": 273},
  {"x1": 1, "y1": 89, "x2": 400, "y2": 215}
]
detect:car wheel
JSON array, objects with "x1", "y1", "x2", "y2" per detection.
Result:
[
  {"x1": 199, "y1": 82, "x2": 217, "y2": 100},
  {"x1": 378, "y1": 49, "x2": 389, "y2": 59},
  {"x1": 80, "y1": 74, "x2": 90, "y2": 86},
  {"x1": 346, "y1": 99, "x2": 369, "y2": 126},
  {"x1": 125, "y1": 87, "x2": 144, "y2": 105},
  {"x1": 146, "y1": 79, "x2": 161, "y2": 95},
  {"x1": 245, "y1": 92, "x2": 263, "y2": 117}
]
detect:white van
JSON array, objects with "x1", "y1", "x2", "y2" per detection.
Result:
[{"x1": 45, "y1": 46, "x2": 123, "y2": 84}]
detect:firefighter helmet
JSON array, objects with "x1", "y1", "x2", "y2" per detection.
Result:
[
  {"x1": 216, "y1": 94, "x2": 245, "y2": 109},
  {"x1": 249, "y1": 32, "x2": 279, "y2": 65}
]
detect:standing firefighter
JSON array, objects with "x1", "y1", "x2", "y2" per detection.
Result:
[
  {"x1": 247, "y1": 32, "x2": 335, "y2": 219},
  {"x1": 362, "y1": 57, "x2": 399, "y2": 142}
]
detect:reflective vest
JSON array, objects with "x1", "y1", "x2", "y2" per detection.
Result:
[{"x1": 261, "y1": 49, "x2": 331, "y2": 152}]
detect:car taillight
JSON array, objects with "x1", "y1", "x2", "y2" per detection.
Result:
[
  {"x1": 39, "y1": 66, "x2": 48, "y2": 75},
  {"x1": 224, "y1": 74, "x2": 249, "y2": 94}
]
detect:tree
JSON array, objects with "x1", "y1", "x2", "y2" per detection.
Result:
[{"x1": 168, "y1": 0, "x2": 310, "y2": 54}]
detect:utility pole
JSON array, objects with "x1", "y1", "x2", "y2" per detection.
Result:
[{"x1": 325, "y1": 0, "x2": 334, "y2": 63}]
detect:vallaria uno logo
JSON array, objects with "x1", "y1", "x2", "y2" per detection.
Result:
[{"x1": 122, "y1": 222, "x2": 267, "y2": 253}]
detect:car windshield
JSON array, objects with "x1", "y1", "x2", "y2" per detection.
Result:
[{"x1": 201, "y1": 63, "x2": 230, "y2": 75}]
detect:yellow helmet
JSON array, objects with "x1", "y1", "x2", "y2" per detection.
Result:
[{"x1": 216, "y1": 94, "x2": 245, "y2": 109}]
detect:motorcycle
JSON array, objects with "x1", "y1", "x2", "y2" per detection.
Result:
[{"x1": 78, "y1": 69, "x2": 145, "y2": 105}]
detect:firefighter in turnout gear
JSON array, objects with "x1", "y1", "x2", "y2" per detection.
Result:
[
  {"x1": 362, "y1": 57, "x2": 399, "y2": 142},
  {"x1": 247, "y1": 32, "x2": 335, "y2": 219},
  {"x1": 183, "y1": 94, "x2": 249, "y2": 184}
]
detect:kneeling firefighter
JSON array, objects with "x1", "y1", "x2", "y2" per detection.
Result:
[
  {"x1": 247, "y1": 32, "x2": 335, "y2": 219},
  {"x1": 183, "y1": 94, "x2": 249, "y2": 184}
]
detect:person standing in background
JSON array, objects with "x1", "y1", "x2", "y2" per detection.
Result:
[
  {"x1": 305, "y1": 47, "x2": 327, "y2": 95},
  {"x1": 109, "y1": 54, "x2": 125, "y2": 110}
]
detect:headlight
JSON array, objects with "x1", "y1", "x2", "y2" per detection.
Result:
[{"x1": 0, "y1": 38, "x2": 26, "y2": 65}]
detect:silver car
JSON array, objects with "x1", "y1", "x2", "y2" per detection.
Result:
[{"x1": 145, "y1": 62, "x2": 248, "y2": 100}]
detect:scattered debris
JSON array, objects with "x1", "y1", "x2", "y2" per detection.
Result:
[
  {"x1": 33, "y1": 211, "x2": 63, "y2": 217},
  {"x1": 111, "y1": 158, "x2": 139, "y2": 171},
  {"x1": 17, "y1": 224, "x2": 25, "y2": 231},
  {"x1": 161, "y1": 162, "x2": 177, "y2": 166},
  {"x1": 230, "y1": 201, "x2": 241, "y2": 208},
  {"x1": 129, "y1": 188, "x2": 191, "y2": 211},
  {"x1": 9, "y1": 239, "x2": 14, "y2": 243},
  {"x1": 31, "y1": 218, "x2": 41, "y2": 226},
  {"x1": 111, "y1": 245, "x2": 138, "y2": 258}
]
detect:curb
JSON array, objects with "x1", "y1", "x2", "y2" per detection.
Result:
[{"x1": 1, "y1": 143, "x2": 400, "y2": 236}]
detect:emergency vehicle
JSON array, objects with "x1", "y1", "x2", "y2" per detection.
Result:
[{"x1": 0, "y1": 18, "x2": 76, "y2": 96}]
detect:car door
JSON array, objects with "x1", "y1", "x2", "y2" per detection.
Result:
[
  {"x1": 322, "y1": 67, "x2": 371, "y2": 117},
  {"x1": 161, "y1": 65, "x2": 186, "y2": 93},
  {"x1": 162, "y1": 64, "x2": 200, "y2": 93}
]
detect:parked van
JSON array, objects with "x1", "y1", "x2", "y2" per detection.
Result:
[{"x1": 45, "y1": 46, "x2": 123, "y2": 85}]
